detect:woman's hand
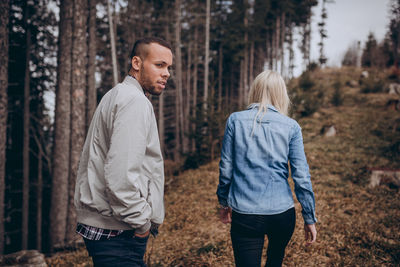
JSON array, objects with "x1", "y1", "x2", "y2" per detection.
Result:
[
  {"x1": 219, "y1": 206, "x2": 232, "y2": 224},
  {"x1": 304, "y1": 223, "x2": 317, "y2": 246}
]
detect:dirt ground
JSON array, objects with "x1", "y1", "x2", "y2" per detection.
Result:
[{"x1": 47, "y1": 68, "x2": 400, "y2": 266}]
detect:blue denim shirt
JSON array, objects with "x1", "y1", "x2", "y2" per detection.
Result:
[{"x1": 217, "y1": 104, "x2": 317, "y2": 224}]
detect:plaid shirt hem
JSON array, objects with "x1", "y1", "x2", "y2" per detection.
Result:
[{"x1": 76, "y1": 223, "x2": 124, "y2": 241}]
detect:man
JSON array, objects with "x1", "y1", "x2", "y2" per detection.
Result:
[{"x1": 74, "y1": 37, "x2": 172, "y2": 266}]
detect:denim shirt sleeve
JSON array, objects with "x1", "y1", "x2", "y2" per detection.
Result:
[
  {"x1": 217, "y1": 116, "x2": 234, "y2": 207},
  {"x1": 289, "y1": 123, "x2": 317, "y2": 224}
]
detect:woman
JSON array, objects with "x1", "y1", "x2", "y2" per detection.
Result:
[{"x1": 217, "y1": 70, "x2": 317, "y2": 267}]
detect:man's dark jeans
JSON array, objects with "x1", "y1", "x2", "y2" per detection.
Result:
[
  {"x1": 230, "y1": 208, "x2": 296, "y2": 267},
  {"x1": 83, "y1": 230, "x2": 149, "y2": 267}
]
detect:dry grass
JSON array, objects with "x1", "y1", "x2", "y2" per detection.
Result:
[{"x1": 47, "y1": 67, "x2": 400, "y2": 266}]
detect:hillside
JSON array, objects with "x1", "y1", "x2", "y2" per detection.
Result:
[{"x1": 47, "y1": 67, "x2": 400, "y2": 266}]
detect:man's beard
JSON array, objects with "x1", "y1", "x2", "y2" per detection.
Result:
[{"x1": 139, "y1": 67, "x2": 162, "y2": 96}]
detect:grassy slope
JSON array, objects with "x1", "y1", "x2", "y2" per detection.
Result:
[{"x1": 47, "y1": 67, "x2": 400, "y2": 266}]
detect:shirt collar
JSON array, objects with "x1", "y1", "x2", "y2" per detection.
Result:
[{"x1": 247, "y1": 103, "x2": 278, "y2": 112}]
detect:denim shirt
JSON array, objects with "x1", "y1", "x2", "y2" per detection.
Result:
[{"x1": 217, "y1": 104, "x2": 317, "y2": 224}]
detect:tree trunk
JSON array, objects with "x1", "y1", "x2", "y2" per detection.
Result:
[
  {"x1": 123, "y1": 1, "x2": 135, "y2": 77},
  {"x1": 174, "y1": 0, "x2": 183, "y2": 160},
  {"x1": 22, "y1": 2, "x2": 31, "y2": 250},
  {"x1": 0, "y1": 0, "x2": 9, "y2": 255},
  {"x1": 36, "y1": 142, "x2": 43, "y2": 251},
  {"x1": 280, "y1": 14, "x2": 286, "y2": 76},
  {"x1": 239, "y1": 60, "x2": 244, "y2": 107},
  {"x1": 218, "y1": 43, "x2": 223, "y2": 112},
  {"x1": 66, "y1": 0, "x2": 88, "y2": 244},
  {"x1": 274, "y1": 16, "x2": 280, "y2": 71},
  {"x1": 243, "y1": 4, "x2": 249, "y2": 106},
  {"x1": 108, "y1": 0, "x2": 118, "y2": 86},
  {"x1": 249, "y1": 41, "x2": 254, "y2": 87},
  {"x1": 159, "y1": 23, "x2": 171, "y2": 156},
  {"x1": 203, "y1": 0, "x2": 210, "y2": 112},
  {"x1": 159, "y1": 92, "x2": 164, "y2": 154},
  {"x1": 50, "y1": 0, "x2": 73, "y2": 250},
  {"x1": 229, "y1": 69, "x2": 234, "y2": 109},
  {"x1": 191, "y1": 23, "x2": 198, "y2": 153},
  {"x1": 288, "y1": 23, "x2": 295, "y2": 78},
  {"x1": 86, "y1": 0, "x2": 97, "y2": 129},
  {"x1": 184, "y1": 41, "x2": 191, "y2": 151}
]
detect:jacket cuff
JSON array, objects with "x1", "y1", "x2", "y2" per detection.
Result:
[
  {"x1": 218, "y1": 199, "x2": 228, "y2": 207},
  {"x1": 135, "y1": 220, "x2": 151, "y2": 234},
  {"x1": 303, "y1": 213, "x2": 317, "y2": 225}
]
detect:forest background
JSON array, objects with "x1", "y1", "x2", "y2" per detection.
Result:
[{"x1": 0, "y1": 0, "x2": 398, "y2": 260}]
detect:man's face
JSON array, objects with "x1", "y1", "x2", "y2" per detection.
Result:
[{"x1": 138, "y1": 43, "x2": 173, "y2": 96}]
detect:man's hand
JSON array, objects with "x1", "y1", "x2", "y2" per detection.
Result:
[
  {"x1": 219, "y1": 207, "x2": 232, "y2": 224},
  {"x1": 304, "y1": 223, "x2": 317, "y2": 246},
  {"x1": 134, "y1": 230, "x2": 150, "y2": 238},
  {"x1": 150, "y1": 222, "x2": 159, "y2": 238}
]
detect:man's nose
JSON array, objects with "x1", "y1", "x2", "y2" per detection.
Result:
[{"x1": 163, "y1": 68, "x2": 170, "y2": 79}]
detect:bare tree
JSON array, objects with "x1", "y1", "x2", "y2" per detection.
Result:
[
  {"x1": 32, "y1": 125, "x2": 44, "y2": 251},
  {"x1": 174, "y1": 0, "x2": 184, "y2": 158},
  {"x1": 243, "y1": 1, "x2": 249, "y2": 106},
  {"x1": 184, "y1": 41, "x2": 191, "y2": 149},
  {"x1": 218, "y1": 43, "x2": 223, "y2": 112},
  {"x1": 280, "y1": 14, "x2": 286, "y2": 75},
  {"x1": 159, "y1": 91, "x2": 165, "y2": 153},
  {"x1": 204, "y1": 0, "x2": 210, "y2": 112},
  {"x1": 249, "y1": 41, "x2": 254, "y2": 87},
  {"x1": 50, "y1": 0, "x2": 73, "y2": 250},
  {"x1": 0, "y1": 0, "x2": 10, "y2": 255},
  {"x1": 108, "y1": 0, "x2": 118, "y2": 86},
  {"x1": 66, "y1": 0, "x2": 88, "y2": 244},
  {"x1": 22, "y1": 1, "x2": 31, "y2": 249},
  {"x1": 86, "y1": 0, "x2": 97, "y2": 128}
]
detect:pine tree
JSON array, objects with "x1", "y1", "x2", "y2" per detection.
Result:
[{"x1": 318, "y1": 0, "x2": 328, "y2": 65}]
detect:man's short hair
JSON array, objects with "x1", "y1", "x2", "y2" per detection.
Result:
[{"x1": 130, "y1": 37, "x2": 172, "y2": 60}]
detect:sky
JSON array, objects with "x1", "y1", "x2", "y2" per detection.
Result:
[{"x1": 304, "y1": 0, "x2": 392, "y2": 73}]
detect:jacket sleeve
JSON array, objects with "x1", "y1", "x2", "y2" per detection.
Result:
[
  {"x1": 217, "y1": 116, "x2": 234, "y2": 207},
  {"x1": 289, "y1": 123, "x2": 317, "y2": 225},
  {"x1": 146, "y1": 109, "x2": 165, "y2": 225},
  {"x1": 104, "y1": 96, "x2": 152, "y2": 234}
]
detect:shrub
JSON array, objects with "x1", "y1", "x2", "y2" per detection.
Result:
[
  {"x1": 298, "y1": 71, "x2": 315, "y2": 91},
  {"x1": 301, "y1": 92, "x2": 323, "y2": 116},
  {"x1": 307, "y1": 62, "x2": 319, "y2": 72},
  {"x1": 331, "y1": 80, "x2": 343, "y2": 106},
  {"x1": 360, "y1": 77, "x2": 385, "y2": 93}
]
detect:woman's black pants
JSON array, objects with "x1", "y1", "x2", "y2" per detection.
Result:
[{"x1": 230, "y1": 208, "x2": 296, "y2": 267}]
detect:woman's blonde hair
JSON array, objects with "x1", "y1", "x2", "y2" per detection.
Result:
[{"x1": 248, "y1": 70, "x2": 290, "y2": 134}]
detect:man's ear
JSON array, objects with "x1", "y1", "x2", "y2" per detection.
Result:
[{"x1": 131, "y1": 56, "x2": 142, "y2": 71}]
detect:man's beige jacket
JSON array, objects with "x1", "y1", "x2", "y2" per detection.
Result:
[{"x1": 74, "y1": 76, "x2": 164, "y2": 234}]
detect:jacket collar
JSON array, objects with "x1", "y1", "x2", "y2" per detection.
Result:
[
  {"x1": 247, "y1": 103, "x2": 278, "y2": 112},
  {"x1": 123, "y1": 75, "x2": 145, "y2": 95}
]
